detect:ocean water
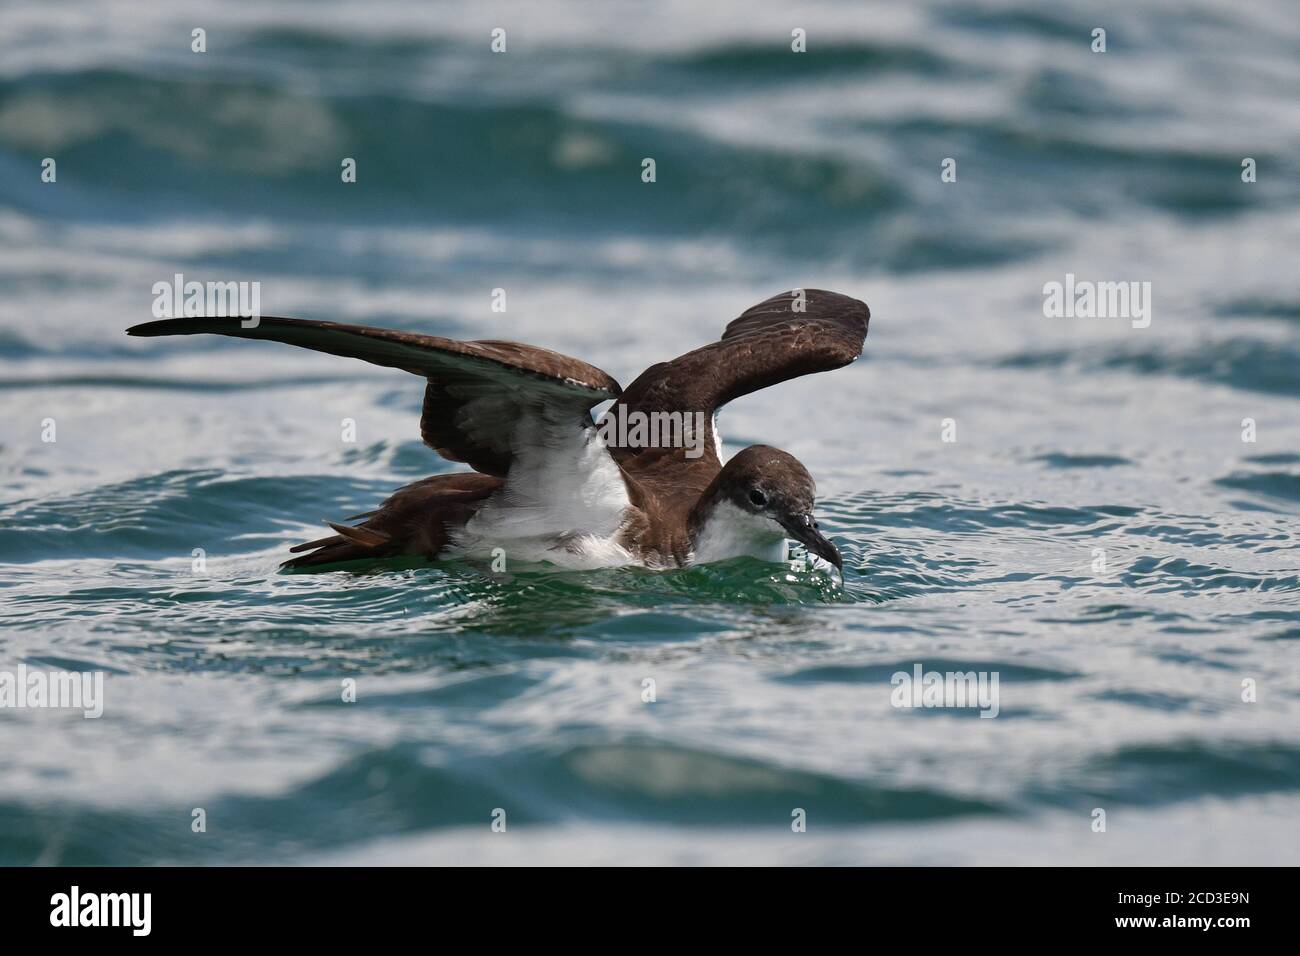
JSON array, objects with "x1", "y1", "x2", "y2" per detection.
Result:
[{"x1": 2, "y1": 0, "x2": 1299, "y2": 865}]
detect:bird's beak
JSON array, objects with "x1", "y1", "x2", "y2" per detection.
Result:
[{"x1": 781, "y1": 513, "x2": 843, "y2": 574}]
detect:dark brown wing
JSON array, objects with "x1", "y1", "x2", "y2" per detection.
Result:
[
  {"x1": 608, "y1": 289, "x2": 869, "y2": 486},
  {"x1": 127, "y1": 316, "x2": 621, "y2": 476}
]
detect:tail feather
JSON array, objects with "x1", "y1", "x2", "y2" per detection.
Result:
[
  {"x1": 280, "y1": 540, "x2": 387, "y2": 571},
  {"x1": 326, "y1": 522, "x2": 391, "y2": 549},
  {"x1": 288, "y1": 533, "x2": 344, "y2": 553}
]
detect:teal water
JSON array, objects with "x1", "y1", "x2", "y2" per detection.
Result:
[{"x1": 1, "y1": 0, "x2": 1299, "y2": 864}]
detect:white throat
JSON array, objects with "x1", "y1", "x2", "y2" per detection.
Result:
[{"x1": 690, "y1": 500, "x2": 788, "y2": 565}]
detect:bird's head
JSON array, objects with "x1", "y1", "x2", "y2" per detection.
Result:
[{"x1": 691, "y1": 444, "x2": 842, "y2": 573}]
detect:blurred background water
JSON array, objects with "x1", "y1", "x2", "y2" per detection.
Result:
[{"x1": 1, "y1": 0, "x2": 1298, "y2": 864}]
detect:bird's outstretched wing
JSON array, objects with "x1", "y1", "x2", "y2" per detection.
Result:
[
  {"x1": 127, "y1": 316, "x2": 622, "y2": 476},
  {"x1": 609, "y1": 289, "x2": 869, "y2": 485}
]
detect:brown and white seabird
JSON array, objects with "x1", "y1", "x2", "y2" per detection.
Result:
[{"x1": 127, "y1": 288, "x2": 869, "y2": 574}]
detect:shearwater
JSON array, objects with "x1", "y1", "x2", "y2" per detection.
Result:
[{"x1": 127, "y1": 289, "x2": 869, "y2": 574}]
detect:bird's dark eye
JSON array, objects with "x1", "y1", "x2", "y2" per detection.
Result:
[{"x1": 749, "y1": 489, "x2": 766, "y2": 507}]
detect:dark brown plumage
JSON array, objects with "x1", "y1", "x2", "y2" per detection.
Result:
[{"x1": 127, "y1": 289, "x2": 869, "y2": 573}]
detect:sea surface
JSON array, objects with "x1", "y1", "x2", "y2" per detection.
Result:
[{"x1": 1, "y1": 0, "x2": 1299, "y2": 865}]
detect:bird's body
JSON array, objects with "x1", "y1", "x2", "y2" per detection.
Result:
[{"x1": 127, "y1": 289, "x2": 869, "y2": 574}]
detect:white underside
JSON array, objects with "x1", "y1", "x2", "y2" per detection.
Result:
[{"x1": 444, "y1": 407, "x2": 637, "y2": 570}]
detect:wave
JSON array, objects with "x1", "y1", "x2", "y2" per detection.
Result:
[
  {"x1": 0, "y1": 740, "x2": 1004, "y2": 864},
  {"x1": 997, "y1": 338, "x2": 1300, "y2": 397}
]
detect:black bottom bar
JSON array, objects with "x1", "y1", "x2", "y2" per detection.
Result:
[{"x1": 0, "y1": 866, "x2": 1275, "y2": 941}]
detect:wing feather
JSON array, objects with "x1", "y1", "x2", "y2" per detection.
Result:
[
  {"x1": 127, "y1": 315, "x2": 621, "y2": 476},
  {"x1": 609, "y1": 289, "x2": 868, "y2": 484}
]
